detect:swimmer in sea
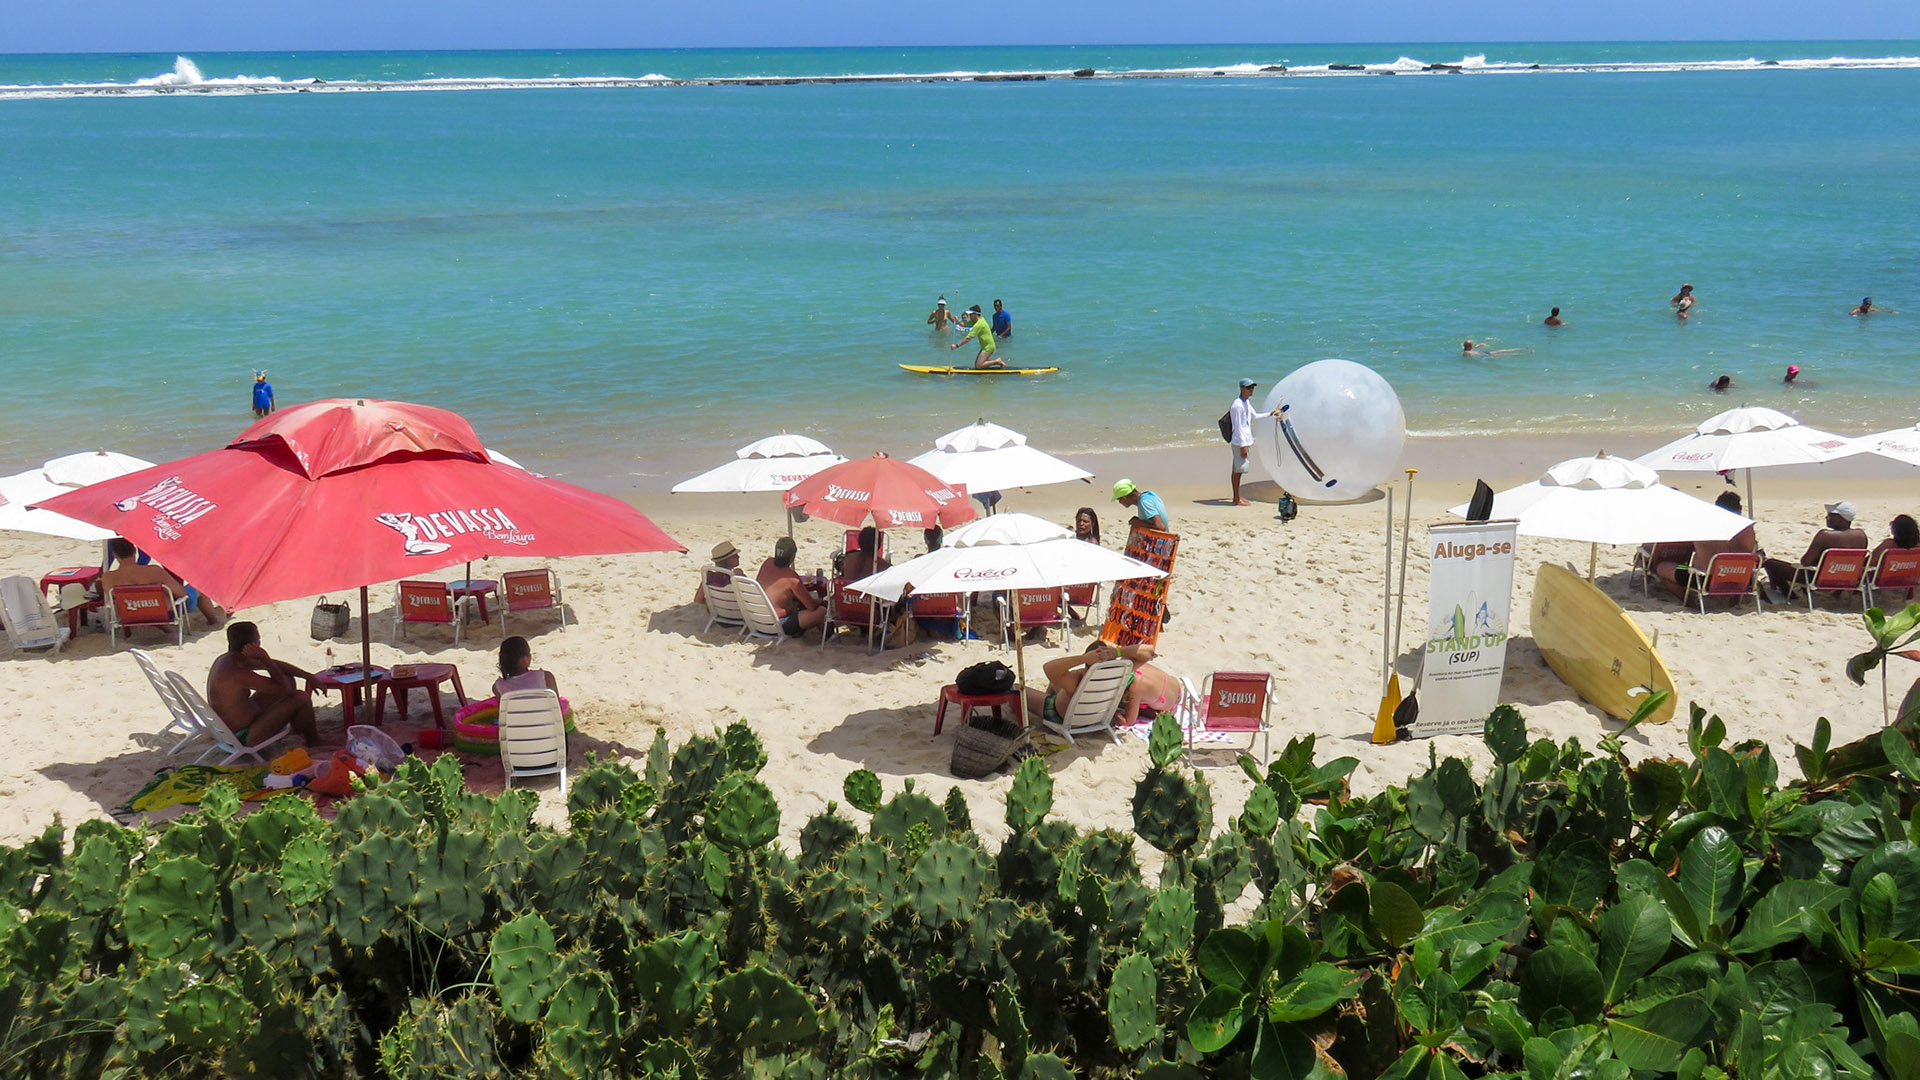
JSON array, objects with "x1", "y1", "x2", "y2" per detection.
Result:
[
  {"x1": 1463, "y1": 339, "x2": 1524, "y2": 358},
  {"x1": 1852, "y1": 296, "x2": 1898, "y2": 316},
  {"x1": 1544, "y1": 307, "x2": 1564, "y2": 327},
  {"x1": 1671, "y1": 283, "x2": 1694, "y2": 307},
  {"x1": 952, "y1": 305, "x2": 1003, "y2": 369},
  {"x1": 1784, "y1": 364, "x2": 1800, "y2": 385},
  {"x1": 1710, "y1": 374, "x2": 1733, "y2": 393},
  {"x1": 927, "y1": 297, "x2": 959, "y2": 331}
]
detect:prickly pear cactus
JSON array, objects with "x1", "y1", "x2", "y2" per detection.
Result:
[
  {"x1": 843, "y1": 769, "x2": 884, "y2": 814},
  {"x1": 415, "y1": 829, "x2": 490, "y2": 937},
  {"x1": 161, "y1": 981, "x2": 249, "y2": 1053},
  {"x1": 799, "y1": 870, "x2": 875, "y2": 947},
  {"x1": 541, "y1": 970, "x2": 618, "y2": 1079},
  {"x1": 489, "y1": 912, "x2": 560, "y2": 1023},
  {"x1": 905, "y1": 838, "x2": 992, "y2": 927},
  {"x1": 1139, "y1": 885, "x2": 1196, "y2": 959},
  {"x1": 1006, "y1": 756, "x2": 1054, "y2": 832},
  {"x1": 705, "y1": 774, "x2": 780, "y2": 851},
  {"x1": 1108, "y1": 951, "x2": 1159, "y2": 1052},
  {"x1": 1132, "y1": 768, "x2": 1203, "y2": 855},
  {"x1": 122, "y1": 856, "x2": 218, "y2": 962},
  {"x1": 943, "y1": 785, "x2": 974, "y2": 833},
  {"x1": 871, "y1": 790, "x2": 945, "y2": 849},
  {"x1": 797, "y1": 811, "x2": 859, "y2": 871},
  {"x1": 711, "y1": 965, "x2": 819, "y2": 1050},
  {"x1": 566, "y1": 757, "x2": 638, "y2": 815},
  {"x1": 332, "y1": 831, "x2": 419, "y2": 949},
  {"x1": 723, "y1": 719, "x2": 769, "y2": 774},
  {"x1": 633, "y1": 929, "x2": 718, "y2": 1036}
]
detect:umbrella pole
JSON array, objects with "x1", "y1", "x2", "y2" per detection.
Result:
[
  {"x1": 1745, "y1": 469, "x2": 1754, "y2": 518},
  {"x1": 1588, "y1": 543, "x2": 1598, "y2": 582},
  {"x1": 359, "y1": 586, "x2": 372, "y2": 672},
  {"x1": 1392, "y1": 469, "x2": 1416, "y2": 662},
  {"x1": 1381, "y1": 487, "x2": 1394, "y2": 698},
  {"x1": 1013, "y1": 589, "x2": 1029, "y2": 730}
]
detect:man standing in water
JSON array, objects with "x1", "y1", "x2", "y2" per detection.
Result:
[
  {"x1": 1226, "y1": 378, "x2": 1276, "y2": 506},
  {"x1": 990, "y1": 298, "x2": 1012, "y2": 339},
  {"x1": 1544, "y1": 307, "x2": 1564, "y2": 327},
  {"x1": 952, "y1": 306, "x2": 1003, "y2": 368},
  {"x1": 251, "y1": 371, "x2": 275, "y2": 417},
  {"x1": 1852, "y1": 297, "x2": 1898, "y2": 316},
  {"x1": 1672, "y1": 283, "x2": 1696, "y2": 318}
]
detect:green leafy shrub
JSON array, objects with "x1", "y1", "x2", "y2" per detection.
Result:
[{"x1": 1, "y1": 703, "x2": 1917, "y2": 1078}]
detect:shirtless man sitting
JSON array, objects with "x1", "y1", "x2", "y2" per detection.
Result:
[
  {"x1": 764, "y1": 572, "x2": 826, "y2": 638},
  {"x1": 100, "y1": 537, "x2": 224, "y2": 626},
  {"x1": 207, "y1": 621, "x2": 320, "y2": 746}
]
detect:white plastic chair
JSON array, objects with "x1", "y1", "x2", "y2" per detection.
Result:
[
  {"x1": 164, "y1": 671, "x2": 292, "y2": 767},
  {"x1": 701, "y1": 567, "x2": 745, "y2": 632},
  {"x1": 1043, "y1": 658, "x2": 1134, "y2": 747},
  {"x1": 731, "y1": 573, "x2": 788, "y2": 647},
  {"x1": 498, "y1": 688, "x2": 568, "y2": 796},
  {"x1": 130, "y1": 648, "x2": 207, "y2": 755},
  {"x1": 2, "y1": 575, "x2": 68, "y2": 653}
]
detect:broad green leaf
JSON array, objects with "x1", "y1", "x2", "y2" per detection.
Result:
[
  {"x1": 1727, "y1": 879, "x2": 1846, "y2": 953},
  {"x1": 1483, "y1": 997, "x2": 1534, "y2": 1060},
  {"x1": 1609, "y1": 992, "x2": 1712, "y2": 1072},
  {"x1": 1862, "y1": 937, "x2": 1920, "y2": 972},
  {"x1": 1198, "y1": 928, "x2": 1263, "y2": 992},
  {"x1": 1518, "y1": 946, "x2": 1604, "y2": 1025},
  {"x1": 1248, "y1": 1018, "x2": 1316, "y2": 1080},
  {"x1": 1534, "y1": 837, "x2": 1611, "y2": 914},
  {"x1": 1851, "y1": 842, "x2": 1920, "y2": 939},
  {"x1": 1881, "y1": 728, "x2": 1920, "y2": 781},
  {"x1": 1677, "y1": 826, "x2": 1743, "y2": 932},
  {"x1": 1596, "y1": 895, "x2": 1671, "y2": 1004},
  {"x1": 1371, "y1": 881, "x2": 1424, "y2": 950},
  {"x1": 1186, "y1": 984, "x2": 1248, "y2": 1053},
  {"x1": 1744, "y1": 960, "x2": 1816, "y2": 1023},
  {"x1": 1267, "y1": 963, "x2": 1366, "y2": 1022}
]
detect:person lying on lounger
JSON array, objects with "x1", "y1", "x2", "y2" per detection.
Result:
[{"x1": 1025, "y1": 641, "x2": 1180, "y2": 731}]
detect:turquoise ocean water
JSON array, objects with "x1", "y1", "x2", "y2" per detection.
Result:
[{"x1": 2, "y1": 43, "x2": 1917, "y2": 492}]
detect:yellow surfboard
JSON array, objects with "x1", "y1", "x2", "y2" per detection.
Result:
[
  {"x1": 1529, "y1": 561, "x2": 1677, "y2": 724},
  {"x1": 899, "y1": 364, "x2": 1060, "y2": 376}
]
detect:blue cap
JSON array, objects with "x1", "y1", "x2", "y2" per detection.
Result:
[{"x1": 1239, "y1": 378, "x2": 1257, "y2": 388}]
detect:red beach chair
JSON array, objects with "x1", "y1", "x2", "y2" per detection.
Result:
[
  {"x1": 393, "y1": 579, "x2": 462, "y2": 646},
  {"x1": 1682, "y1": 552, "x2": 1764, "y2": 614},
  {"x1": 822, "y1": 581, "x2": 887, "y2": 651},
  {"x1": 1869, "y1": 549, "x2": 1920, "y2": 608},
  {"x1": 1185, "y1": 671, "x2": 1274, "y2": 766},
  {"x1": 910, "y1": 592, "x2": 970, "y2": 640},
  {"x1": 1788, "y1": 548, "x2": 1871, "y2": 611},
  {"x1": 501, "y1": 568, "x2": 567, "y2": 633},
  {"x1": 107, "y1": 583, "x2": 189, "y2": 649},
  {"x1": 997, "y1": 588, "x2": 1066, "y2": 650}
]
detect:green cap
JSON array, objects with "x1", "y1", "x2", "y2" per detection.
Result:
[
  {"x1": 1111, "y1": 478, "x2": 1138, "y2": 500},
  {"x1": 774, "y1": 536, "x2": 797, "y2": 558}
]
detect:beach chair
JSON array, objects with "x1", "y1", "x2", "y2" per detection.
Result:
[
  {"x1": 1632, "y1": 543, "x2": 1693, "y2": 598},
  {"x1": 731, "y1": 572, "x2": 789, "y2": 646},
  {"x1": 1787, "y1": 547, "x2": 1871, "y2": 611},
  {"x1": 701, "y1": 567, "x2": 745, "y2": 632},
  {"x1": 163, "y1": 670, "x2": 292, "y2": 767},
  {"x1": 497, "y1": 688, "x2": 569, "y2": 797},
  {"x1": 1065, "y1": 582, "x2": 1103, "y2": 628},
  {"x1": 821, "y1": 581, "x2": 888, "y2": 651},
  {"x1": 910, "y1": 591, "x2": 970, "y2": 641},
  {"x1": 1182, "y1": 671, "x2": 1274, "y2": 766},
  {"x1": 106, "y1": 583, "x2": 189, "y2": 649},
  {"x1": 130, "y1": 648, "x2": 207, "y2": 755},
  {"x1": 392, "y1": 579, "x2": 462, "y2": 646},
  {"x1": 997, "y1": 588, "x2": 1067, "y2": 650},
  {"x1": 1868, "y1": 549, "x2": 1920, "y2": 609},
  {"x1": 2, "y1": 575, "x2": 69, "y2": 653},
  {"x1": 1682, "y1": 552, "x2": 1764, "y2": 614},
  {"x1": 500, "y1": 568, "x2": 567, "y2": 634},
  {"x1": 1043, "y1": 657, "x2": 1134, "y2": 747}
]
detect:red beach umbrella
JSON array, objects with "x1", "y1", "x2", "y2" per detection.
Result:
[
  {"x1": 782, "y1": 453, "x2": 976, "y2": 530},
  {"x1": 38, "y1": 398, "x2": 685, "y2": 668}
]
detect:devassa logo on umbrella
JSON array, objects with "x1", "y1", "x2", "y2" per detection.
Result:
[
  {"x1": 114, "y1": 476, "x2": 219, "y2": 541},
  {"x1": 824, "y1": 483, "x2": 872, "y2": 502},
  {"x1": 376, "y1": 508, "x2": 534, "y2": 556},
  {"x1": 885, "y1": 509, "x2": 924, "y2": 526}
]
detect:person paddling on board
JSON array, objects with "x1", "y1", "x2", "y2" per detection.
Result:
[{"x1": 952, "y1": 305, "x2": 1004, "y2": 368}]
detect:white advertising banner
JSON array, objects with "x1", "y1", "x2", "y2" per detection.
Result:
[{"x1": 1410, "y1": 521, "x2": 1517, "y2": 737}]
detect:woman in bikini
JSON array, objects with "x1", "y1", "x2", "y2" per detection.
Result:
[{"x1": 1026, "y1": 640, "x2": 1180, "y2": 729}]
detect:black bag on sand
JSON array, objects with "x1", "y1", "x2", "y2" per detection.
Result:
[
  {"x1": 310, "y1": 596, "x2": 351, "y2": 640},
  {"x1": 955, "y1": 660, "x2": 1016, "y2": 696}
]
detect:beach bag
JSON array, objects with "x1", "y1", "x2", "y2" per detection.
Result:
[
  {"x1": 955, "y1": 660, "x2": 1016, "y2": 696},
  {"x1": 1277, "y1": 492, "x2": 1298, "y2": 523},
  {"x1": 309, "y1": 595, "x2": 351, "y2": 640},
  {"x1": 1217, "y1": 411, "x2": 1233, "y2": 442},
  {"x1": 950, "y1": 714, "x2": 1028, "y2": 779}
]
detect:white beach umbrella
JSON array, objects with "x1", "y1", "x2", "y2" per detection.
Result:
[
  {"x1": 1831, "y1": 422, "x2": 1920, "y2": 467},
  {"x1": 908, "y1": 419, "x2": 1093, "y2": 501},
  {"x1": 1634, "y1": 406, "x2": 1852, "y2": 514},
  {"x1": 42, "y1": 450, "x2": 154, "y2": 488},
  {"x1": 672, "y1": 433, "x2": 847, "y2": 537},
  {"x1": 1448, "y1": 454, "x2": 1752, "y2": 578},
  {"x1": 0, "y1": 470, "x2": 116, "y2": 542},
  {"x1": 847, "y1": 511, "x2": 1165, "y2": 726}
]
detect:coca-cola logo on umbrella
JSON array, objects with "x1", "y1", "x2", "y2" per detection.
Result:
[{"x1": 377, "y1": 507, "x2": 534, "y2": 556}]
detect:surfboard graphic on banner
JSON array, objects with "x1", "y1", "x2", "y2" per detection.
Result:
[{"x1": 1410, "y1": 521, "x2": 1517, "y2": 737}]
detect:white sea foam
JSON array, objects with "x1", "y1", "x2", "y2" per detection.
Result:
[{"x1": 5, "y1": 51, "x2": 1920, "y2": 100}]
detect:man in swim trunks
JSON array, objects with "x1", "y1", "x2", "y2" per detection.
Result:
[
  {"x1": 927, "y1": 297, "x2": 959, "y2": 331},
  {"x1": 764, "y1": 573, "x2": 826, "y2": 637},
  {"x1": 207, "y1": 621, "x2": 320, "y2": 746},
  {"x1": 952, "y1": 306, "x2": 1004, "y2": 369}
]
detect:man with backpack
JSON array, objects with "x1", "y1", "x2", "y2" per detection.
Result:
[{"x1": 1224, "y1": 377, "x2": 1276, "y2": 506}]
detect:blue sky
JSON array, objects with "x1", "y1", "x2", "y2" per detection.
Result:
[{"x1": 9, "y1": 0, "x2": 1920, "y2": 54}]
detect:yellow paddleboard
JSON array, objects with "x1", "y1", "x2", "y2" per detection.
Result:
[
  {"x1": 899, "y1": 364, "x2": 1060, "y2": 376},
  {"x1": 1529, "y1": 562, "x2": 1676, "y2": 724}
]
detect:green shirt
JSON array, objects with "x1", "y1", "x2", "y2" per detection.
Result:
[{"x1": 963, "y1": 317, "x2": 995, "y2": 352}]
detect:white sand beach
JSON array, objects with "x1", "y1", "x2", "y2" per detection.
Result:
[{"x1": 2, "y1": 437, "x2": 1914, "y2": 848}]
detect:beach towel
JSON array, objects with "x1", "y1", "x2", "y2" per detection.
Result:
[{"x1": 121, "y1": 763, "x2": 276, "y2": 813}]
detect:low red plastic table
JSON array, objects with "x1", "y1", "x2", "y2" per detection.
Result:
[
  {"x1": 39, "y1": 566, "x2": 103, "y2": 636},
  {"x1": 934, "y1": 684, "x2": 1026, "y2": 736},
  {"x1": 449, "y1": 579, "x2": 498, "y2": 623},
  {"x1": 373, "y1": 663, "x2": 469, "y2": 729},
  {"x1": 306, "y1": 665, "x2": 391, "y2": 726}
]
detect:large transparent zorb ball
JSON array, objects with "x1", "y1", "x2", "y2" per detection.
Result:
[{"x1": 1255, "y1": 359, "x2": 1406, "y2": 503}]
